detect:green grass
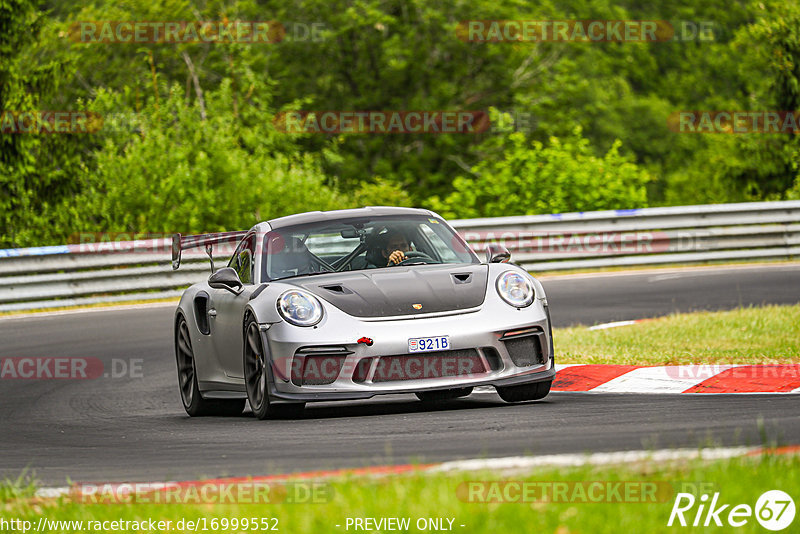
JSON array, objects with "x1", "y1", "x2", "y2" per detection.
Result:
[
  {"x1": 555, "y1": 304, "x2": 800, "y2": 365},
  {"x1": 0, "y1": 472, "x2": 37, "y2": 502},
  {"x1": 2, "y1": 453, "x2": 798, "y2": 533}
]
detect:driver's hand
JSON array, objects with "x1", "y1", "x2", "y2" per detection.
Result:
[{"x1": 388, "y1": 250, "x2": 405, "y2": 265}]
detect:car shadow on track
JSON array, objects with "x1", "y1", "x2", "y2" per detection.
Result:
[
  {"x1": 256, "y1": 394, "x2": 555, "y2": 421},
  {"x1": 163, "y1": 394, "x2": 558, "y2": 423}
]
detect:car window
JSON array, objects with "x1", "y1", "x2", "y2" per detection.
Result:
[
  {"x1": 419, "y1": 225, "x2": 461, "y2": 263},
  {"x1": 305, "y1": 233, "x2": 361, "y2": 257},
  {"x1": 229, "y1": 234, "x2": 255, "y2": 284},
  {"x1": 261, "y1": 215, "x2": 479, "y2": 281},
  {"x1": 236, "y1": 248, "x2": 252, "y2": 284}
]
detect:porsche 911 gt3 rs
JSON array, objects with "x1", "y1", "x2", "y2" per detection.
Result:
[{"x1": 172, "y1": 207, "x2": 555, "y2": 419}]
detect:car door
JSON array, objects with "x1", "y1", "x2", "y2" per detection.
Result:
[{"x1": 209, "y1": 232, "x2": 258, "y2": 379}]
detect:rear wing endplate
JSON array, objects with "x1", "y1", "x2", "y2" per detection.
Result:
[{"x1": 172, "y1": 231, "x2": 248, "y2": 271}]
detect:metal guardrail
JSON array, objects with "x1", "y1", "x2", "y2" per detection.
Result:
[{"x1": 1, "y1": 201, "x2": 798, "y2": 311}]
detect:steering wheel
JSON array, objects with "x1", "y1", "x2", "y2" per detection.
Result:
[{"x1": 392, "y1": 251, "x2": 436, "y2": 266}]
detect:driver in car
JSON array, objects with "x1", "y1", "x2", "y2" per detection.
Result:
[{"x1": 382, "y1": 230, "x2": 413, "y2": 266}]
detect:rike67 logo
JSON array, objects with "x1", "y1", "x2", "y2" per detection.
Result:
[{"x1": 668, "y1": 490, "x2": 795, "y2": 530}]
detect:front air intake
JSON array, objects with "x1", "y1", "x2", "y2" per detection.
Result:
[
  {"x1": 291, "y1": 346, "x2": 352, "y2": 386},
  {"x1": 500, "y1": 328, "x2": 546, "y2": 367}
]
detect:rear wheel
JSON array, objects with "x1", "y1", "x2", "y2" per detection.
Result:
[
  {"x1": 416, "y1": 387, "x2": 473, "y2": 402},
  {"x1": 175, "y1": 316, "x2": 245, "y2": 416},
  {"x1": 244, "y1": 317, "x2": 305, "y2": 419},
  {"x1": 496, "y1": 381, "x2": 551, "y2": 403}
]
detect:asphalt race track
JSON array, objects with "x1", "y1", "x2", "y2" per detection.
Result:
[{"x1": 1, "y1": 264, "x2": 799, "y2": 484}]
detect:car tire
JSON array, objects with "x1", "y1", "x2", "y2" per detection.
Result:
[
  {"x1": 243, "y1": 316, "x2": 305, "y2": 420},
  {"x1": 175, "y1": 315, "x2": 245, "y2": 416},
  {"x1": 496, "y1": 380, "x2": 552, "y2": 403},
  {"x1": 415, "y1": 387, "x2": 473, "y2": 402}
]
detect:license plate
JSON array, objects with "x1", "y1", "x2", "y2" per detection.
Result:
[{"x1": 408, "y1": 335, "x2": 450, "y2": 353}]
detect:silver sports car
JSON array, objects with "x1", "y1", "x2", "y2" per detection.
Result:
[{"x1": 172, "y1": 207, "x2": 555, "y2": 419}]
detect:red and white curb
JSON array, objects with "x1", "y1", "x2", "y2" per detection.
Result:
[
  {"x1": 548, "y1": 364, "x2": 800, "y2": 394},
  {"x1": 34, "y1": 445, "x2": 800, "y2": 499}
]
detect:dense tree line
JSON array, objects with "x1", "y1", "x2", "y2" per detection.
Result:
[{"x1": 1, "y1": 0, "x2": 799, "y2": 246}]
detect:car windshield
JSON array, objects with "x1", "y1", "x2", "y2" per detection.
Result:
[{"x1": 261, "y1": 214, "x2": 479, "y2": 281}]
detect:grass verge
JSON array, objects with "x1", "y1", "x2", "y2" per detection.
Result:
[
  {"x1": 0, "y1": 298, "x2": 179, "y2": 317},
  {"x1": 555, "y1": 304, "x2": 800, "y2": 365},
  {"x1": 1, "y1": 452, "x2": 797, "y2": 533}
]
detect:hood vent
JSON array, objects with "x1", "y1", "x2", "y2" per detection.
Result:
[{"x1": 320, "y1": 284, "x2": 353, "y2": 295}]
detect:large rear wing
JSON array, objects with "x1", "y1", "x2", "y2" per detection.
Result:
[{"x1": 172, "y1": 231, "x2": 248, "y2": 271}]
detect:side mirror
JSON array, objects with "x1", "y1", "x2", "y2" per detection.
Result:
[
  {"x1": 208, "y1": 267, "x2": 243, "y2": 294},
  {"x1": 486, "y1": 243, "x2": 511, "y2": 263}
]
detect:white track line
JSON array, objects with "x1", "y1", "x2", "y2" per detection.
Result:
[
  {"x1": 430, "y1": 446, "x2": 757, "y2": 473},
  {"x1": 35, "y1": 487, "x2": 70, "y2": 498},
  {"x1": 588, "y1": 320, "x2": 638, "y2": 330}
]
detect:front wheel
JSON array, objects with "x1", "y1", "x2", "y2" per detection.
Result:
[
  {"x1": 175, "y1": 315, "x2": 244, "y2": 416},
  {"x1": 243, "y1": 317, "x2": 305, "y2": 419},
  {"x1": 496, "y1": 381, "x2": 551, "y2": 403}
]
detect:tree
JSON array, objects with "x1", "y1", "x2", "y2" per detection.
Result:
[
  {"x1": 729, "y1": 0, "x2": 800, "y2": 198},
  {"x1": 429, "y1": 124, "x2": 650, "y2": 218}
]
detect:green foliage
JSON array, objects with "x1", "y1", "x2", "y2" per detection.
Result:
[
  {"x1": 347, "y1": 178, "x2": 413, "y2": 209},
  {"x1": 724, "y1": 0, "x2": 800, "y2": 199},
  {"x1": 787, "y1": 169, "x2": 800, "y2": 200},
  {"x1": 77, "y1": 83, "x2": 344, "y2": 234},
  {"x1": 430, "y1": 127, "x2": 650, "y2": 218},
  {"x1": 259, "y1": 0, "x2": 549, "y2": 200},
  {"x1": 3, "y1": 0, "x2": 800, "y2": 247},
  {"x1": 0, "y1": 0, "x2": 89, "y2": 246}
]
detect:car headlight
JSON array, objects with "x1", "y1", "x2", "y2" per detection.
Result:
[
  {"x1": 496, "y1": 271, "x2": 534, "y2": 308},
  {"x1": 277, "y1": 289, "x2": 323, "y2": 326}
]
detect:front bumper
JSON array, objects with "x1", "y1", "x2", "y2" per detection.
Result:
[
  {"x1": 262, "y1": 297, "x2": 556, "y2": 402},
  {"x1": 268, "y1": 366, "x2": 555, "y2": 401}
]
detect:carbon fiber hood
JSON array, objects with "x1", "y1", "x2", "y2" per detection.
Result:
[{"x1": 286, "y1": 264, "x2": 488, "y2": 317}]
